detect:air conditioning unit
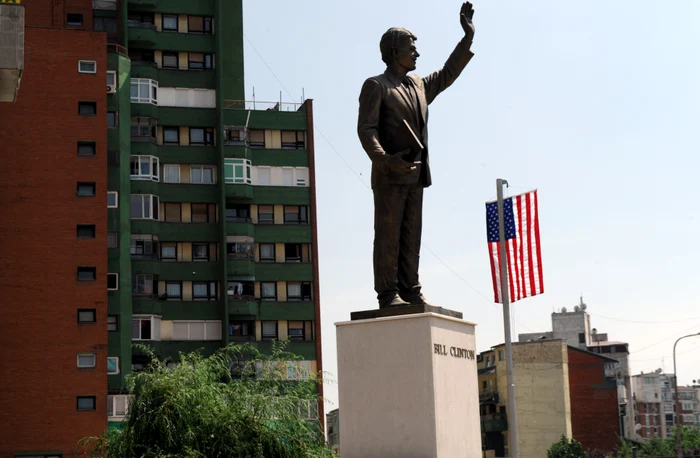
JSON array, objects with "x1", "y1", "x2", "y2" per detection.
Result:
[{"x1": 107, "y1": 84, "x2": 117, "y2": 94}]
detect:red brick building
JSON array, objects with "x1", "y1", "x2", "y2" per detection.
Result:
[
  {"x1": 0, "y1": 1, "x2": 108, "y2": 455},
  {"x1": 568, "y1": 346, "x2": 622, "y2": 452}
]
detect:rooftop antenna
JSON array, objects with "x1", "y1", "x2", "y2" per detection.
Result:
[{"x1": 252, "y1": 86, "x2": 256, "y2": 110}]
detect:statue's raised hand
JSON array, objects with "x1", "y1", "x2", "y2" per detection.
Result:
[{"x1": 460, "y1": 2, "x2": 475, "y2": 41}]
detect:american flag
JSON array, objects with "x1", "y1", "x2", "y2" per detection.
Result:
[{"x1": 486, "y1": 190, "x2": 543, "y2": 303}]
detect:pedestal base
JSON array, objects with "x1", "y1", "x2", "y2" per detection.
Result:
[{"x1": 336, "y1": 311, "x2": 480, "y2": 458}]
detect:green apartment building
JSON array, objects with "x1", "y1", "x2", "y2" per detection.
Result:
[{"x1": 103, "y1": 0, "x2": 322, "y2": 428}]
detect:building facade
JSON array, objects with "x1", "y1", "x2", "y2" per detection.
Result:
[
  {"x1": 0, "y1": 0, "x2": 323, "y2": 455},
  {"x1": 478, "y1": 340, "x2": 573, "y2": 458},
  {"x1": 326, "y1": 408, "x2": 340, "y2": 455}
]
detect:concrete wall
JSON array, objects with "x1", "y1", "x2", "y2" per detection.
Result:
[
  {"x1": 552, "y1": 311, "x2": 590, "y2": 348},
  {"x1": 500, "y1": 341, "x2": 572, "y2": 458}
]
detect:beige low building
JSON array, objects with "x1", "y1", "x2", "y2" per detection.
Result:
[{"x1": 479, "y1": 340, "x2": 573, "y2": 458}]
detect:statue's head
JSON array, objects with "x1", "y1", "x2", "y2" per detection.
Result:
[{"x1": 380, "y1": 27, "x2": 419, "y2": 71}]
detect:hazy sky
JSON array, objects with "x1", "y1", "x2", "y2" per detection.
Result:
[{"x1": 242, "y1": 0, "x2": 700, "y2": 410}]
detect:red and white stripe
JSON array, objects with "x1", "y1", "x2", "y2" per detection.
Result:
[{"x1": 489, "y1": 190, "x2": 543, "y2": 304}]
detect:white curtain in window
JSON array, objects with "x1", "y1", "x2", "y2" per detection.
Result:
[{"x1": 163, "y1": 165, "x2": 180, "y2": 183}]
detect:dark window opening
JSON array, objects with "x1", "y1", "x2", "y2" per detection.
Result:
[
  {"x1": 67, "y1": 13, "x2": 83, "y2": 26},
  {"x1": 77, "y1": 182, "x2": 96, "y2": 196},
  {"x1": 193, "y1": 281, "x2": 217, "y2": 301},
  {"x1": 188, "y1": 53, "x2": 213, "y2": 70},
  {"x1": 77, "y1": 224, "x2": 96, "y2": 239},
  {"x1": 287, "y1": 282, "x2": 312, "y2": 301},
  {"x1": 108, "y1": 150, "x2": 119, "y2": 167},
  {"x1": 77, "y1": 141, "x2": 96, "y2": 156},
  {"x1": 107, "y1": 273, "x2": 118, "y2": 290},
  {"x1": 163, "y1": 127, "x2": 179, "y2": 145},
  {"x1": 225, "y1": 203, "x2": 250, "y2": 222},
  {"x1": 107, "y1": 111, "x2": 117, "y2": 128},
  {"x1": 229, "y1": 320, "x2": 254, "y2": 340},
  {"x1": 77, "y1": 267, "x2": 97, "y2": 281},
  {"x1": 78, "y1": 101, "x2": 97, "y2": 115},
  {"x1": 108, "y1": 315, "x2": 119, "y2": 331},
  {"x1": 257, "y1": 205, "x2": 274, "y2": 224},
  {"x1": 189, "y1": 127, "x2": 215, "y2": 146},
  {"x1": 77, "y1": 396, "x2": 96, "y2": 410},
  {"x1": 283, "y1": 205, "x2": 308, "y2": 224}
]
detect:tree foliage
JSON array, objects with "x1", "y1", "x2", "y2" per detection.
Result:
[
  {"x1": 79, "y1": 343, "x2": 334, "y2": 458},
  {"x1": 547, "y1": 435, "x2": 586, "y2": 458}
]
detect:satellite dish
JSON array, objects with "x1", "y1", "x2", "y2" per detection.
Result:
[
  {"x1": 574, "y1": 306, "x2": 580, "y2": 312},
  {"x1": 581, "y1": 303, "x2": 587, "y2": 311},
  {"x1": 561, "y1": 307, "x2": 568, "y2": 313},
  {"x1": 635, "y1": 424, "x2": 642, "y2": 432}
]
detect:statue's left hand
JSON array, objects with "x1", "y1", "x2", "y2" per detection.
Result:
[{"x1": 460, "y1": 2, "x2": 475, "y2": 41}]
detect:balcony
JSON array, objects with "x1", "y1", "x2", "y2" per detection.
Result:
[
  {"x1": 479, "y1": 391, "x2": 499, "y2": 404},
  {"x1": 228, "y1": 259, "x2": 255, "y2": 277},
  {"x1": 223, "y1": 100, "x2": 308, "y2": 131},
  {"x1": 0, "y1": 3, "x2": 24, "y2": 102},
  {"x1": 254, "y1": 224, "x2": 311, "y2": 244},
  {"x1": 129, "y1": 25, "x2": 158, "y2": 45},
  {"x1": 225, "y1": 184, "x2": 254, "y2": 201},
  {"x1": 481, "y1": 414, "x2": 508, "y2": 433}
]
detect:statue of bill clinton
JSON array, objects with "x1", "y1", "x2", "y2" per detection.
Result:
[{"x1": 357, "y1": 3, "x2": 476, "y2": 308}]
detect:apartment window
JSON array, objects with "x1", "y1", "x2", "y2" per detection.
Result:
[
  {"x1": 287, "y1": 282, "x2": 312, "y2": 301},
  {"x1": 77, "y1": 224, "x2": 96, "y2": 239},
  {"x1": 257, "y1": 166, "x2": 272, "y2": 186},
  {"x1": 224, "y1": 158, "x2": 252, "y2": 184},
  {"x1": 77, "y1": 267, "x2": 96, "y2": 281},
  {"x1": 259, "y1": 243, "x2": 275, "y2": 262},
  {"x1": 131, "y1": 235, "x2": 159, "y2": 258},
  {"x1": 193, "y1": 281, "x2": 217, "y2": 301},
  {"x1": 78, "y1": 60, "x2": 96, "y2": 74},
  {"x1": 226, "y1": 204, "x2": 250, "y2": 222},
  {"x1": 578, "y1": 333, "x2": 585, "y2": 344},
  {"x1": 261, "y1": 282, "x2": 277, "y2": 301},
  {"x1": 107, "y1": 273, "x2": 119, "y2": 291},
  {"x1": 130, "y1": 155, "x2": 159, "y2": 181},
  {"x1": 77, "y1": 308, "x2": 96, "y2": 323},
  {"x1": 163, "y1": 127, "x2": 180, "y2": 145},
  {"x1": 129, "y1": 49, "x2": 155, "y2": 65},
  {"x1": 77, "y1": 396, "x2": 96, "y2": 411},
  {"x1": 107, "y1": 357, "x2": 120, "y2": 374},
  {"x1": 162, "y1": 15, "x2": 178, "y2": 32},
  {"x1": 188, "y1": 15, "x2": 213, "y2": 34},
  {"x1": 108, "y1": 151, "x2": 119, "y2": 166},
  {"x1": 107, "y1": 71, "x2": 116, "y2": 92},
  {"x1": 77, "y1": 141, "x2": 96, "y2": 156},
  {"x1": 227, "y1": 242, "x2": 254, "y2": 260},
  {"x1": 498, "y1": 349, "x2": 505, "y2": 361},
  {"x1": 284, "y1": 243, "x2": 302, "y2": 262},
  {"x1": 225, "y1": 126, "x2": 246, "y2": 144},
  {"x1": 132, "y1": 315, "x2": 161, "y2": 340},
  {"x1": 94, "y1": 16, "x2": 117, "y2": 35},
  {"x1": 610, "y1": 346, "x2": 616, "y2": 353},
  {"x1": 172, "y1": 321, "x2": 222, "y2": 341},
  {"x1": 132, "y1": 274, "x2": 155, "y2": 296},
  {"x1": 77, "y1": 182, "x2": 96, "y2": 197},
  {"x1": 227, "y1": 281, "x2": 254, "y2": 298},
  {"x1": 165, "y1": 281, "x2": 182, "y2": 299},
  {"x1": 248, "y1": 129, "x2": 265, "y2": 148},
  {"x1": 108, "y1": 315, "x2": 119, "y2": 332},
  {"x1": 108, "y1": 232, "x2": 118, "y2": 248},
  {"x1": 281, "y1": 130, "x2": 306, "y2": 149},
  {"x1": 161, "y1": 242, "x2": 177, "y2": 261},
  {"x1": 288, "y1": 321, "x2": 306, "y2": 341},
  {"x1": 190, "y1": 165, "x2": 215, "y2": 184},
  {"x1": 77, "y1": 353, "x2": 96, "y2": 368},
  {"x1": 257, "y1": 205, "x2": 274, "y2": 224},
  {"x1": 192, "y1": 243, "x2": 209, "y2": 262},
  {"x1": 262, "y1": 321, "x2": 278, "y2": 340},
  {"x1": 131, "y1": 117, "x2": 157, "y2": 140},
  {"x1": 67, "y1": 13, "x2": 83, "y2": 26},
  {"x1": 189, "y1": 127, "x2": 215, "y2": 146},
  {"x1": 127, "y1": 13, "x2": 154, "y2": 26},
  {"x1": 130, "y1": 194, "x2": 159, "y2": 220},
  {"x1": 130, "y1": 78, "x2": 158, "y2": 105},
  {"x1": 191, "y1": 203, "x2": 215, "y2": 223},
  {"x1": 229, "y1": 320, "x2": 254, "y2": 339},
  {"x1": 107, "y1": 111, "x2": 118, "y2": 128},
  {"x1": 78, "y1": 101, "x2": 97, "y2": 115},
  {"x1": 284, "y1": 205, "x2": 308, "y2": 224},
  {"x1": 162, "y1": 51, "x2": 179, "y2": 69},
  {"x1": 188, "y1": 53, "x2": 213, "y2": 70},
  {"x1": 108, "y1": 394, "x2": 132, "y2": 418}
]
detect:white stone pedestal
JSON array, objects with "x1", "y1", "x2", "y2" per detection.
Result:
[{"x1": 336, "y1": 312, "x2": 480, "y2": 458}]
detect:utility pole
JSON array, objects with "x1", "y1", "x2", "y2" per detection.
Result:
[
  {"x1": 673, "y1": 332, "x2": 700, "y2": 458},
  {"x1": 497, "y1": 178, "x2": 519, "y2": 458}
]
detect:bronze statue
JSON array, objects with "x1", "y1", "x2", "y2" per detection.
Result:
[{"x1": 357, "y1": 2, "x2": 476, "y2": 308}]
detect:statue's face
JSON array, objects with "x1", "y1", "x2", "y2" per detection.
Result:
[{"x1": 394, "y1": 36, "x2": 419, "y2": 71}]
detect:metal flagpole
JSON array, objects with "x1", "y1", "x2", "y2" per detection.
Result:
[{"x1": 497, "y1": 178, "x2": 519, "y2": 458}]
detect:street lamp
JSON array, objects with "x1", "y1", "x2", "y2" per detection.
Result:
[{"x1": 673, "y1": 332, "x2": 700, "y2": 458}]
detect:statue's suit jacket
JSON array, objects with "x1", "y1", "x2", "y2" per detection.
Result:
[{"x1": 358, "y1": 36, "x2": 474, "y2": 189}]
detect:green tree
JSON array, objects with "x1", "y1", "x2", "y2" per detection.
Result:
[
  {"x1": 79, "y1": 343, "x2": 334, "y2": 458},
  {"x1": 639, "y1": 436, "x2": 671, "y2": 457},
  {"x1": 547, "y1": 435, "x2": 586, "y2": 458}
]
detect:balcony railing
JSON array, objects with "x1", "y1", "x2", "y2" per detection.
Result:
[
  {"x1": 223, "y1": 100, "x2": 305, "y2": 112},
  {"x1": 128, "y1": 21, "x2": 156, "y2": 29},
  {"x1": 479, "y1": 391, "x2": 499, "y2": 403},
  {"x1": 227, "y1": 294, "x2": 255, "y2": 302},
  {"x1": 107, "y1": 43, "x2": 128, "y2": 57}
]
